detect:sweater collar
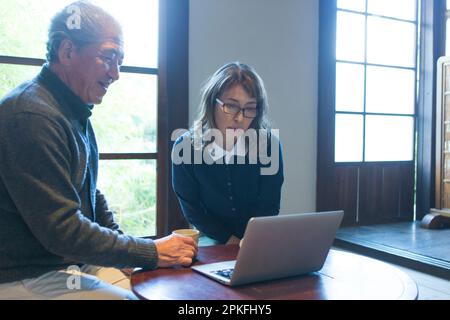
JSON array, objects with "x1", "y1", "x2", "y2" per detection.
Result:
[{"x1": 37, "y1": 64, "x2": 93, "y2": 122}]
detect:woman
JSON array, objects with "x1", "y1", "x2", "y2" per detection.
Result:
[{"x1": 172, "y1": 62, "x2": 284, "y2": 245}]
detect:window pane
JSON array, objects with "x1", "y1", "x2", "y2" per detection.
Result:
[
  {"x1": 336, "y1": 11, "x2": 365, "y2": 62},
  {"x1": 365, "y1": 115, "x2": 414, "y2": 161},
  {"x1": 0, "y1": 64, "x2": 41, "y2": 98},
  {"x1": 367, "y1": 0, "x2": 416, "y2": 21},
  {"x1": 0, "y1": 0, "x2": 67, "y2": 58},
  {"x1": 337, "y1": 0, "x2": 366, "y2": 12},
  {"x1": 366, "y1": 66, "x2": 415, "y2": 114},
  {"x1": 335, "y1": 114, "x2": 363, "y2": 162},
  {"x1": 336, "y1": 63, "x2": 364, "y2": 112},
  {"x1": 367, "y1": 16, "x2": 416, "y2": 68},
  {"x1": 0, "y1": 0, "x2": 159, "y2": 68},
  {"x1": 94, "y1": 0, "x2": 159, "y2": 68},
  {"x1": 97, "y1": 160, "x2": 156, "y2": 237},
  {"x1": 91, "y1": 73, "x2": 157, "y2": 153}
]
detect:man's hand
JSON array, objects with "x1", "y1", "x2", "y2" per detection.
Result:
[{"x1": 154, "y1": 234, "x2": 198, "y2": 267}]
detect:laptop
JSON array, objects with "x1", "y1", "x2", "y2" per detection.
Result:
[{"x1": 191, "y1": 210, "x2": 344, "y2": 286}]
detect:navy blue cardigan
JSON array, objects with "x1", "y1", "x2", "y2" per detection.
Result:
[{"x1": 172, "y1": 132, "x2": 284, "y2": 243}]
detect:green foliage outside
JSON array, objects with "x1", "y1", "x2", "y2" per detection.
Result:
[
  {"x1": 92, "y1": 73, "x2": 158, "y2": 237},
  {"x1": 98, "y1": 160, "x2": 157, "y2": 237},
  {"x1": 0, "y1": 0, "x2": 157, "y2": 236}
]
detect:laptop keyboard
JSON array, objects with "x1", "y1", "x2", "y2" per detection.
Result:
[{"x1": 212, "y1": 268, "x2": 234, "y2": 279}]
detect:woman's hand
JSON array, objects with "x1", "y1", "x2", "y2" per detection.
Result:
[{"x1": 225, "y1": 235, "x2": 241, "y2": 245}]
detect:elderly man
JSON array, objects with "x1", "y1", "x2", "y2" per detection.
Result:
[{"x1": 0, "y1": 1, "x2": 196, "y2": 299}]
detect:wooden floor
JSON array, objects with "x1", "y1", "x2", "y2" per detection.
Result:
[
  {"x1": 337, "y1": 222, "x2": 450, "y2": 261},
  {"x1": 334, "y1": 221, "x2": 450, "y2": 299},
  {"x1": 336, "y1": 222, "x2": 450, "y2": 275}
]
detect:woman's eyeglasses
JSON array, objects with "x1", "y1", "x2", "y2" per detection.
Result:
[{"x1": 216, "y1": 98, "x2": 258, "y2": 119}]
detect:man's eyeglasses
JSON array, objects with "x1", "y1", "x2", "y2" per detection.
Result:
[
  {"x1": 216, "y1": 98, "x2": 258, "y2": 119},
  {"x1": 96, "y1": 50, "x2": 123, "y2": 69}
]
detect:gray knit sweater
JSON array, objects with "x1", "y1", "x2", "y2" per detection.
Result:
[{"x1": 0, "y1": 66, "x2": 158, "y2": 283}]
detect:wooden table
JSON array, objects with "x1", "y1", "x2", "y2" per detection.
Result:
[{"x1": 131, "y1": 245, "x2": 418, "y2": 300}]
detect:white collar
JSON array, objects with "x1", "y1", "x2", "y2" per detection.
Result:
[{"x1": 206, "y1": 135, "x2": 248, "y2": 164}]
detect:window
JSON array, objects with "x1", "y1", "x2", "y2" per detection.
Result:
[
  {"x1": 88, "y1": 1, "x2": 159, "y2": 237},
  {"x1": 335, "y1": 0, "x2": 418, "y2": 163},
  {"x1": 0, "y1": 0, "x2": 175, "y2": 237},
  {"x1": 317, "y1": 1, "x2": 420, "y2": 226}
]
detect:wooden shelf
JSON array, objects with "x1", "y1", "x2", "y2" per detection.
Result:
[{"x1": 433, "y1": 58, "x2": 450, "y2": 223}]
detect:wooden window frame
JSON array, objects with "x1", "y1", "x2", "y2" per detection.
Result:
[
  {"x1": 317, "y1": 0, "x2": 427, "y2": 226},
  {"x1": 156, "y1": 0, "x2": 189, "y2": 237},
  {"x1": 334, "y1": 3, "x2": 419, "y2": 164}
]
